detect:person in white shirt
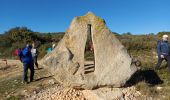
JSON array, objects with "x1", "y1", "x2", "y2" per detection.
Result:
[{"x1": 31, "y1": 41, "x2": 39, "y2": 69}]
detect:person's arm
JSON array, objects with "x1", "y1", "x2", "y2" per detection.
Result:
[
  {"x1": 168, "y1": 44, "x2": 170, "y2": 55},
  {"x1": 35, "y1": 48, "x2": 39, "y2": 55},
  {"x1": 157, "y1": 42, "x2": 161, "y2": 55}
]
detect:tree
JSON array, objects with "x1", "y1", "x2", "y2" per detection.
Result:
[
  {"x1": 157, "y1": 31, "x2": 170, "y2": 37},
  {"x1": 123, "y1": 32, "x2": 132, "y2": 35},
  {"x1": 4, "y1": 27, "x2": 38, "y2": 43}
]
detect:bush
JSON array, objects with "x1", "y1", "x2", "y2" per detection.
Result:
[{"x1": 38, "y1": 43, "x2": 52, "y2": 59}]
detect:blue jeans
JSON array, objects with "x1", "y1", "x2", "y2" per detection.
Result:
[{"x1": 23, "y1": 63, "x2": 34, "y2": 82}]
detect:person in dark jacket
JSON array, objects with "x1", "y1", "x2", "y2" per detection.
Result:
[
  {"x1": 21, "y1": 45, "x2": 34, "y2": 83},
  {"x1": 155, "y1": 34, "x2": 170, "y2": 72}
]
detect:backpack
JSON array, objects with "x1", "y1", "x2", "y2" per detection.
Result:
[{"x1": 17, "y1": 48, "x2": 24, "y2": 61}]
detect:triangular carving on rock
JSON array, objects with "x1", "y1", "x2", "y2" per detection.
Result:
[{"x1": 40, "y1": 12, "x2": 137, "y2": 89}]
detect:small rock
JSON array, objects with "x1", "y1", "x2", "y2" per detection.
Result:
[
  {"x1": 157, "y1": 86, "x2": 163, "y2": 90},
  {"x1": 7, "y1": 95, "x2": 11, "y2": 98},
  {"x1": 5, "y1": 92, "x2": 8, "y2": 95},
  {"x1": 33, "y1": 91, "x2": 37, "y2": 94},
  {"x1": 48, "y1": 79, "x2": 56, "y2": 85},
  {"x1": 14, "y1": 80, "x2": 17, "y2": 82}
]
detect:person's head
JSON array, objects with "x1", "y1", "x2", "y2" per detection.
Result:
[
  {"x1": 26, "y1": 44, "x2": 32, "y2": 51},
  {"x1": 32, "y1": 43, "x2": 35, "y2": 48},
  {"x1": 32, "y1": 41, "x2": 36, "y2": 48},
  {"x1": 52, "y1": 43, "x2": 56, "y2": 49},
  {"x1": 162, "y1": 34, "x2": 169, "y2": 41}
]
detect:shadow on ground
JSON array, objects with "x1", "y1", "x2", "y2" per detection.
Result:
[
  {"x1": 125, "y1": 69, "x2": 163, "y2": 87},
  {"x1": 35, "y1": 68, "x2": 43, "y2": 70},
  {"x1": 34, "y1": 75, "x2": 53, "y2": 82}
]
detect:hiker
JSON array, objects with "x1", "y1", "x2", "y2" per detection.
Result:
[
  {"x1": 52, "y1": 43, "x2": 56, "y2": 50},
  {"x1": 15, "y1": 48, "x2": 22, "y2": 62},
  {"x1": 31, "y1": 42, "x2": 39, "y2": 69},
  {"x1": 155, "y1": 34, "x2": 170, "y2": 72},
  {"x1": 47, "y1": 43, "x2": 55, "y2": 53},
  {"x1": 47, "y1": 47, "x2": 52, "y2": 53},
  {"x1": 19, "y1": 44, "x2": 34, "y2": 83}
]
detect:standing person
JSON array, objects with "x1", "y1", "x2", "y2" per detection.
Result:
[
  {"x1": 47, "y1": 43, "x2": 55, "y2": 53},
  {"x1": 31, "y1": 42, "x2": 39, "y2": 69},
  {"x1": 155, "y1": 34, "x2": 170, "y2": 72},
  {"x1": 19, "y1": 45, "x2": 34, "y2": 83},
  {"x1": 52, "y1": 43, "x2": 56, "y2": 50}
]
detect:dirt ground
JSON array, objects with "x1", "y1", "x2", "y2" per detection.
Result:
[
  {"x1": 0, "y1": 59, "x2": 92, "y2": 100},
  {"x1": 0, "y1": 59, "x2": 155, "y2": 100},
  {"x1": 0, "y1": 60, "x2": 94, "y2": 99},
  {"x1": 0, "y1": 59, "x2": 58, "y2": 99}
]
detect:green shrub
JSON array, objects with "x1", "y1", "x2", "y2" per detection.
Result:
[{"x1": 38, "y1": 43, "x2": 52, "y2": 59}]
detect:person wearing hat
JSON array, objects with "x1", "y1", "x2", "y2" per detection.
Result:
[
  {"x1": 21, "y1": 44, "x2": 35, "y2": 83},
  {"x1": 155, "y1": 34, "x2": 170, "y2": 72}
]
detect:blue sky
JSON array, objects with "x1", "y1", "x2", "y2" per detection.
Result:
[{"x1": 0, "y1": 0, "x2": 170, "y2": 34}]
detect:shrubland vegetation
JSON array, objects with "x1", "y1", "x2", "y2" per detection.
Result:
[
  {"x1": 0, "y1": 27, "x2": 168, "y2": 60},
  {"x1": 0, "y1": 27, "x2": 64, "y2": 59},
  {"x1": 0, "y1": 27, "x2": 170, "y2": 99},
  {"x1": 119, "y1": 33, "x2": 170, "y2": 99}
]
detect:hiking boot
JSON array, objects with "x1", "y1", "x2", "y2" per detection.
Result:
[
  {"x1": 22, "y1": 81, "x2": 29, "y2": 84},
  {"x1": 30, "y1": 79, "x2": 34, "y2": 82}
]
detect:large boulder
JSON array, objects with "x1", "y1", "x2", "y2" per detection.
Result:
[{"x1": 40, "y1": 12, "x2": 137, "y2": 89}]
